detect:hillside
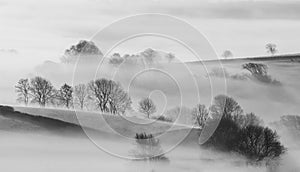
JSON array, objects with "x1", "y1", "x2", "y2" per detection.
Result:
[{"x1": 3, "y1": 106, "x2": 199, "y2": 144}]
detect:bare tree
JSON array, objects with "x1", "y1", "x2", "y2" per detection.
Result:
[
  {"x1": 57, "y1": 83, "x2": 73, "y2": 108},
  {"x1": 222, "y1": 50, "x2": 233, "y2": 59},
  {"x1": 210, "y1": 94, "x2": 243, "y2": 120},
  {"x1": 192, "y1": 104, "x2": 209, "y2": 128},
  {"x1": 74, "y1": 84, "x2": 88, "y2": 110},
  {"x1": 29, "y1": 76, "x2": 56, "y2": 107},
  {"x1": 88, "y1": 78, "x2": 131, "y2": 114},
  {"x1": 15, "y1": 78, "x2": 30, "y2": 105},
  {"x1": 266, "y1": 43, "x2": 278, "y2": 55},
  {"x1": 138, "y1": 98, "x2": 156, "y2": 118}
]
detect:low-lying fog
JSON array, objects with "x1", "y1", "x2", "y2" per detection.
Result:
[
  {"x1": 1, "y1": 53, "x2": 300, "y2": 171},
  {"x1": 1, "y1": 131, "x2": 299, "y2": 172}
]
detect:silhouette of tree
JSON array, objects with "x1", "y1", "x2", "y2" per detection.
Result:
[
  {"x1": 238, "y1": 125, "x2": 285, "y2": 161},
  {"x1": 243, "y1": 63, "x2": 268, "y2": 76},
  {"x1": 222, "y1": 50, "x2": 233, "y2": 59},
  {"x1": 15, "y1": 78, "x2": 30, "y2": 105},
  {"x1": 166, "y1": 53, "x2": 175, "y2": 63},
  {"x1": 57, "y1": 83, "x2": 73, "y2": 108},
  {"x1": 61, "y1": 40, "x2": 102, "y2": 63},
  {"x1": 29, "y1": 76, "x2": 56, "y2": 107},
  {"x1": 74, "y1": 84, "x2": 88, "y2": 110},
  {"x1": 192, "y1": 104, "x2": 209, "y2": 128},
  {"x1": 88, "y1": 78, "x2": 131, "y2": 114},
  {"x1": 108, "y1": 53, "x2": 124, "y2": 66},
  {"x1": 141, "y1": 48, "x2": 156, "y2": 65},
  {"x1": 266, "y1": 43, "x2": 278, "y2": 55},
  {"x1": 209, "y1": 94, "x2": 243, "y2": 120},
  {"x1": 138, "y1": 98, "x2": 156, "y2": 118},
  {"x1": 242, "y1": 63, "x2": 281, "y2": 85}
]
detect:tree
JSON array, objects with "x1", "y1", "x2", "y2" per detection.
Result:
[
  {"x1": 204, "y1": 95, "x2": 243, "y2": 150},
  {"x1": 61, "y1": 40, "x2": 102, "y2": 63},
  {"x1": 57, "y1": 83, "x2": 73, "y2": 108},
  {"x1": 222, "y1": 50, "x2": 233, "y2": 59},
  {"x1": 88, "y1": 78, "x2": 131, "y2": 114},
  {"x1": 74, "y1": 84, "x2": 88, "y2": 110},
  {"x1": 242, "y1": 63, "x2": 268, "y2": 76},
  {"x1": 192, "y1": 104, "x2": 209, "y2": 128},
  {"x1": 166, "y1": 53, "x2": 175, "y2": 63},
  {"x1": 108, "y1": 53, "x2": 124, "y2": 66},
  {"x1": 266, "y1": 43, "x2": 278, "y2": 55},
  {"x1": 242, "y1": 63, "x2": 281, "y2": 85},
  {"x1": 15, "y1": 78, "x2": 30, "y2": 105},
  {"x1": 209, "y1": 95, "x2": 243, "y2": 120},
  {"x1": 238, "y1": 125, "x2": 285, "y2": 161},
  {"x1": 138, "y1": 98, "x2": 156, "y2": 118},
  {"x1": 29, "y1": 76, "x2": 56, "y2": 107},
  {"x1": 141, "y1": 48, "x2": 156, "y2": 65}
]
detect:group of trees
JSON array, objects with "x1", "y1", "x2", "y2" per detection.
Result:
[
  {"x1": 61, "y1": 40, "x2": 103, "y2": 63},
  {"x1": 199, "y1": 95, "x2": 285, "y2": 162},
  {"x1": 15, "y1": 77, "x2": 131, "y2": 115},
  {"x1": 15, "y1": 77, "x2": 84, "y2": 108}
]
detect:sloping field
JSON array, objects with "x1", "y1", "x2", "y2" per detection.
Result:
[{"x1": 12, "y1": 106, "x2": 198, "y2": 141}]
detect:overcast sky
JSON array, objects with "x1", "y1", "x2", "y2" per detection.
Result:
[{"x1": 1, "y1": 0, "x2": 300, "y2": 69}]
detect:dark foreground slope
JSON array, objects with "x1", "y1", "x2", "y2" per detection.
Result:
[{"x1": 0, "y1": 105, "x2": 93, "y2": 136}]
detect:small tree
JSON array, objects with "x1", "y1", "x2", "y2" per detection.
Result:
[
  {"x1": 138, "y1": 98, "x2": 156, "y2": 118},
  {"x1": 15, "y1": 78, "x2": 30, "y2": 105},
  {"x1": 192, "y1": 104, "x2": 209, "y2": 128},
  {"x1": 74, "y1": 84, "x2": 88, "y2": 110},
  {"x1": 222, "y1": 50, "x2": 233, "y2": 59},
  {"x1": 57, "y1": 83, "x2": 73, "y2": 108},
  {"x1": 29, "y1": 76, "x2": 56, "y2": 107},
  {"x1": 266, "y1": 43, "x2": 278, "y2": 55}
]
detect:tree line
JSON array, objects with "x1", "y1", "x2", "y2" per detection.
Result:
[{"x1": 15, "y1": 77, "x2": 131, "y2": 114}]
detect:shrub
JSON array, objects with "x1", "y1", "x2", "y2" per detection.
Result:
[
  {"x1": 132, "y1": 133, "x2": 169, "y2": 162},
  {"x1": 152, "y1": 116, "x2": 173, "y2": 122}
]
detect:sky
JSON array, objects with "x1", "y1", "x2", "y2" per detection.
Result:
[
  {"x1": 1, "y1": 0, "x2": 300, "y2": 69},
  {"x1": 0, "y1": 0, "x2": 299, "y2": 107}
]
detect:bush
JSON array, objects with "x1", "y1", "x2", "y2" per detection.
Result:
[
  {"x1": 152, "y1": 116, "x2": 173, "y2": 122},
  {"x1": 132, "y1": 133, "x2": 169, "y2": 162}
]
